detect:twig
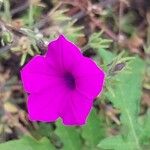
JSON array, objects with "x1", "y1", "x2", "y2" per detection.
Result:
[
  {"x1": 100, "y1": 0, "x2": 118, "y2": 8},
  {"x1": 49, "y1": 1, "x2": 63, "y2": 16},
  {"x1": 118, "y1": 0, "x2": 125, "y2": 35},
  {"x1": 6, "y1": 112, "x2": 31, "y2": 135},
  {"x1": 72, "y1": 11, "x2": 85, "y2": 20},
  {"x1": 11, "y1": 1, "x2": 29, "y2": 16},
  {"x1": 91, "y1": 17, "x2": 118, "y2": 41},
  {"x1": 62, "y1": 0, "x2": 118, "y2": 41},
  {"x1": 34, "y1": 2, "x2": 63, "y2": 29},
  {"x1": 0, "y1": 19, "x2": 27, "y2": 36}
]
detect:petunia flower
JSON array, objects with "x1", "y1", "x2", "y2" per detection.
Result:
[{"x1": 21, "y1": 35, "x2": 105, "y2": 126}]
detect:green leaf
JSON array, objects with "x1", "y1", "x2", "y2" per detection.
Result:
[
  {"x1": 98, "y1": 48, "x2": 115, "y2": 65},
  {"x1": 64, "y1": 22, "x2": 84, "y2": 43},
  {"x1": 20, "y1": 53, "x2": 27, "y2": 66},
  {"x1": 98, "y1": 135, "x2": 134, "y2": 150},
  {"x1": 1, "y1": 31, "x2": 13, "y2": 44},
  {"x1": 55, "y1": 120, "x2": 82, "y2": 150},
  {"x1": 50, "y1": 9, "x2": 71, "y2": 23},
  {"x1": 89, "y1": 32, "x2": 112, "y2": 50},
  {"x1": 119, "y1": 12, "x2": 135, "y2": 35},
  {"x1": 0, "y1": 136, "x2": 55, "y2": 150},
  {"x1": 49, "y1": 9, "x2": 84, "y2": 43},
  {"x1": 140, "y1": 110, "x2": 150, "y2": 146},
  {"x1": 99, "y1": 56, "x2": 145, "y2": 150},
  {"x1": 81, "y1": 109, "x2": 105, "y2": 149}
]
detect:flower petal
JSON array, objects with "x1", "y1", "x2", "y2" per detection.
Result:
[
  {"x1": 73, "y1": 57, "x2": 105, "y2": 99},
  {"x1": 28, "y1": 85, "x2": 68, "y2": 122},
  {"x1": 46, "y1": 35, "x2": 82, "y2": 71},
  {"x1": 60, "y1": 91, "x2": 93, "y2": 126},
  {"x1": 21, "y1": 55, "x2": 60, "y2": 93}
]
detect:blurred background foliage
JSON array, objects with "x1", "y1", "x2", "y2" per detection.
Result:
[{"x1": 0, "y1": 0, "x2": 150, "y2": 150}]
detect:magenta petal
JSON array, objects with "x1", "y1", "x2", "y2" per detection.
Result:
[
  {"x1": 46, "y1": 35, "x2": 82, "y2": 71},
  {"x1": 21, "y1": 55, "x2": 60, "y2": 93},
  {"x1": 74, "y1": 57, "x2": 105, "y2": 99},
  {"x1": 60, "y1": 91, "x2": 93, "y2": 125},
  {"x1": 28, "y1": 85, "x2": 67, "y2": 122},
  {"x1": 20, "y1": 35, "x2": 105, "y2": 126}
]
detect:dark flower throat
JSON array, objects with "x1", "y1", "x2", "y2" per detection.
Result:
[{"x1": 64, "y1": 72, "x2": 76, "y2": 90}]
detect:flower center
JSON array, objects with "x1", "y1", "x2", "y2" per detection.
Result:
[{"x1": 63, "y1": 72, "x2": 76, "y2": 90}]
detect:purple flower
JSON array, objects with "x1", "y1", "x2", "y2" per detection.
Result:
[{"x1": 21, "y1": 35, "x2": 105, "y2": 126}]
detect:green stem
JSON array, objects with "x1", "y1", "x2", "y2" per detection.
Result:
[
  {"x1": 29, "y1": 4, "x2": 34, "y2": 27},
  {"x1": 4, "y1": 0, "x2": 11, "y2": 22}
]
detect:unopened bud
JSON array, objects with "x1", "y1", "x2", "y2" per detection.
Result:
[
  {"x1": 107, "y1": 62, "x2": 126, "y2": 77},
  {"x1": 114, "y1": 62, "x2": 125, "y2": 72},
  {"x1": 36, "y1": 39, "x2": 47, "y2": 54}
]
